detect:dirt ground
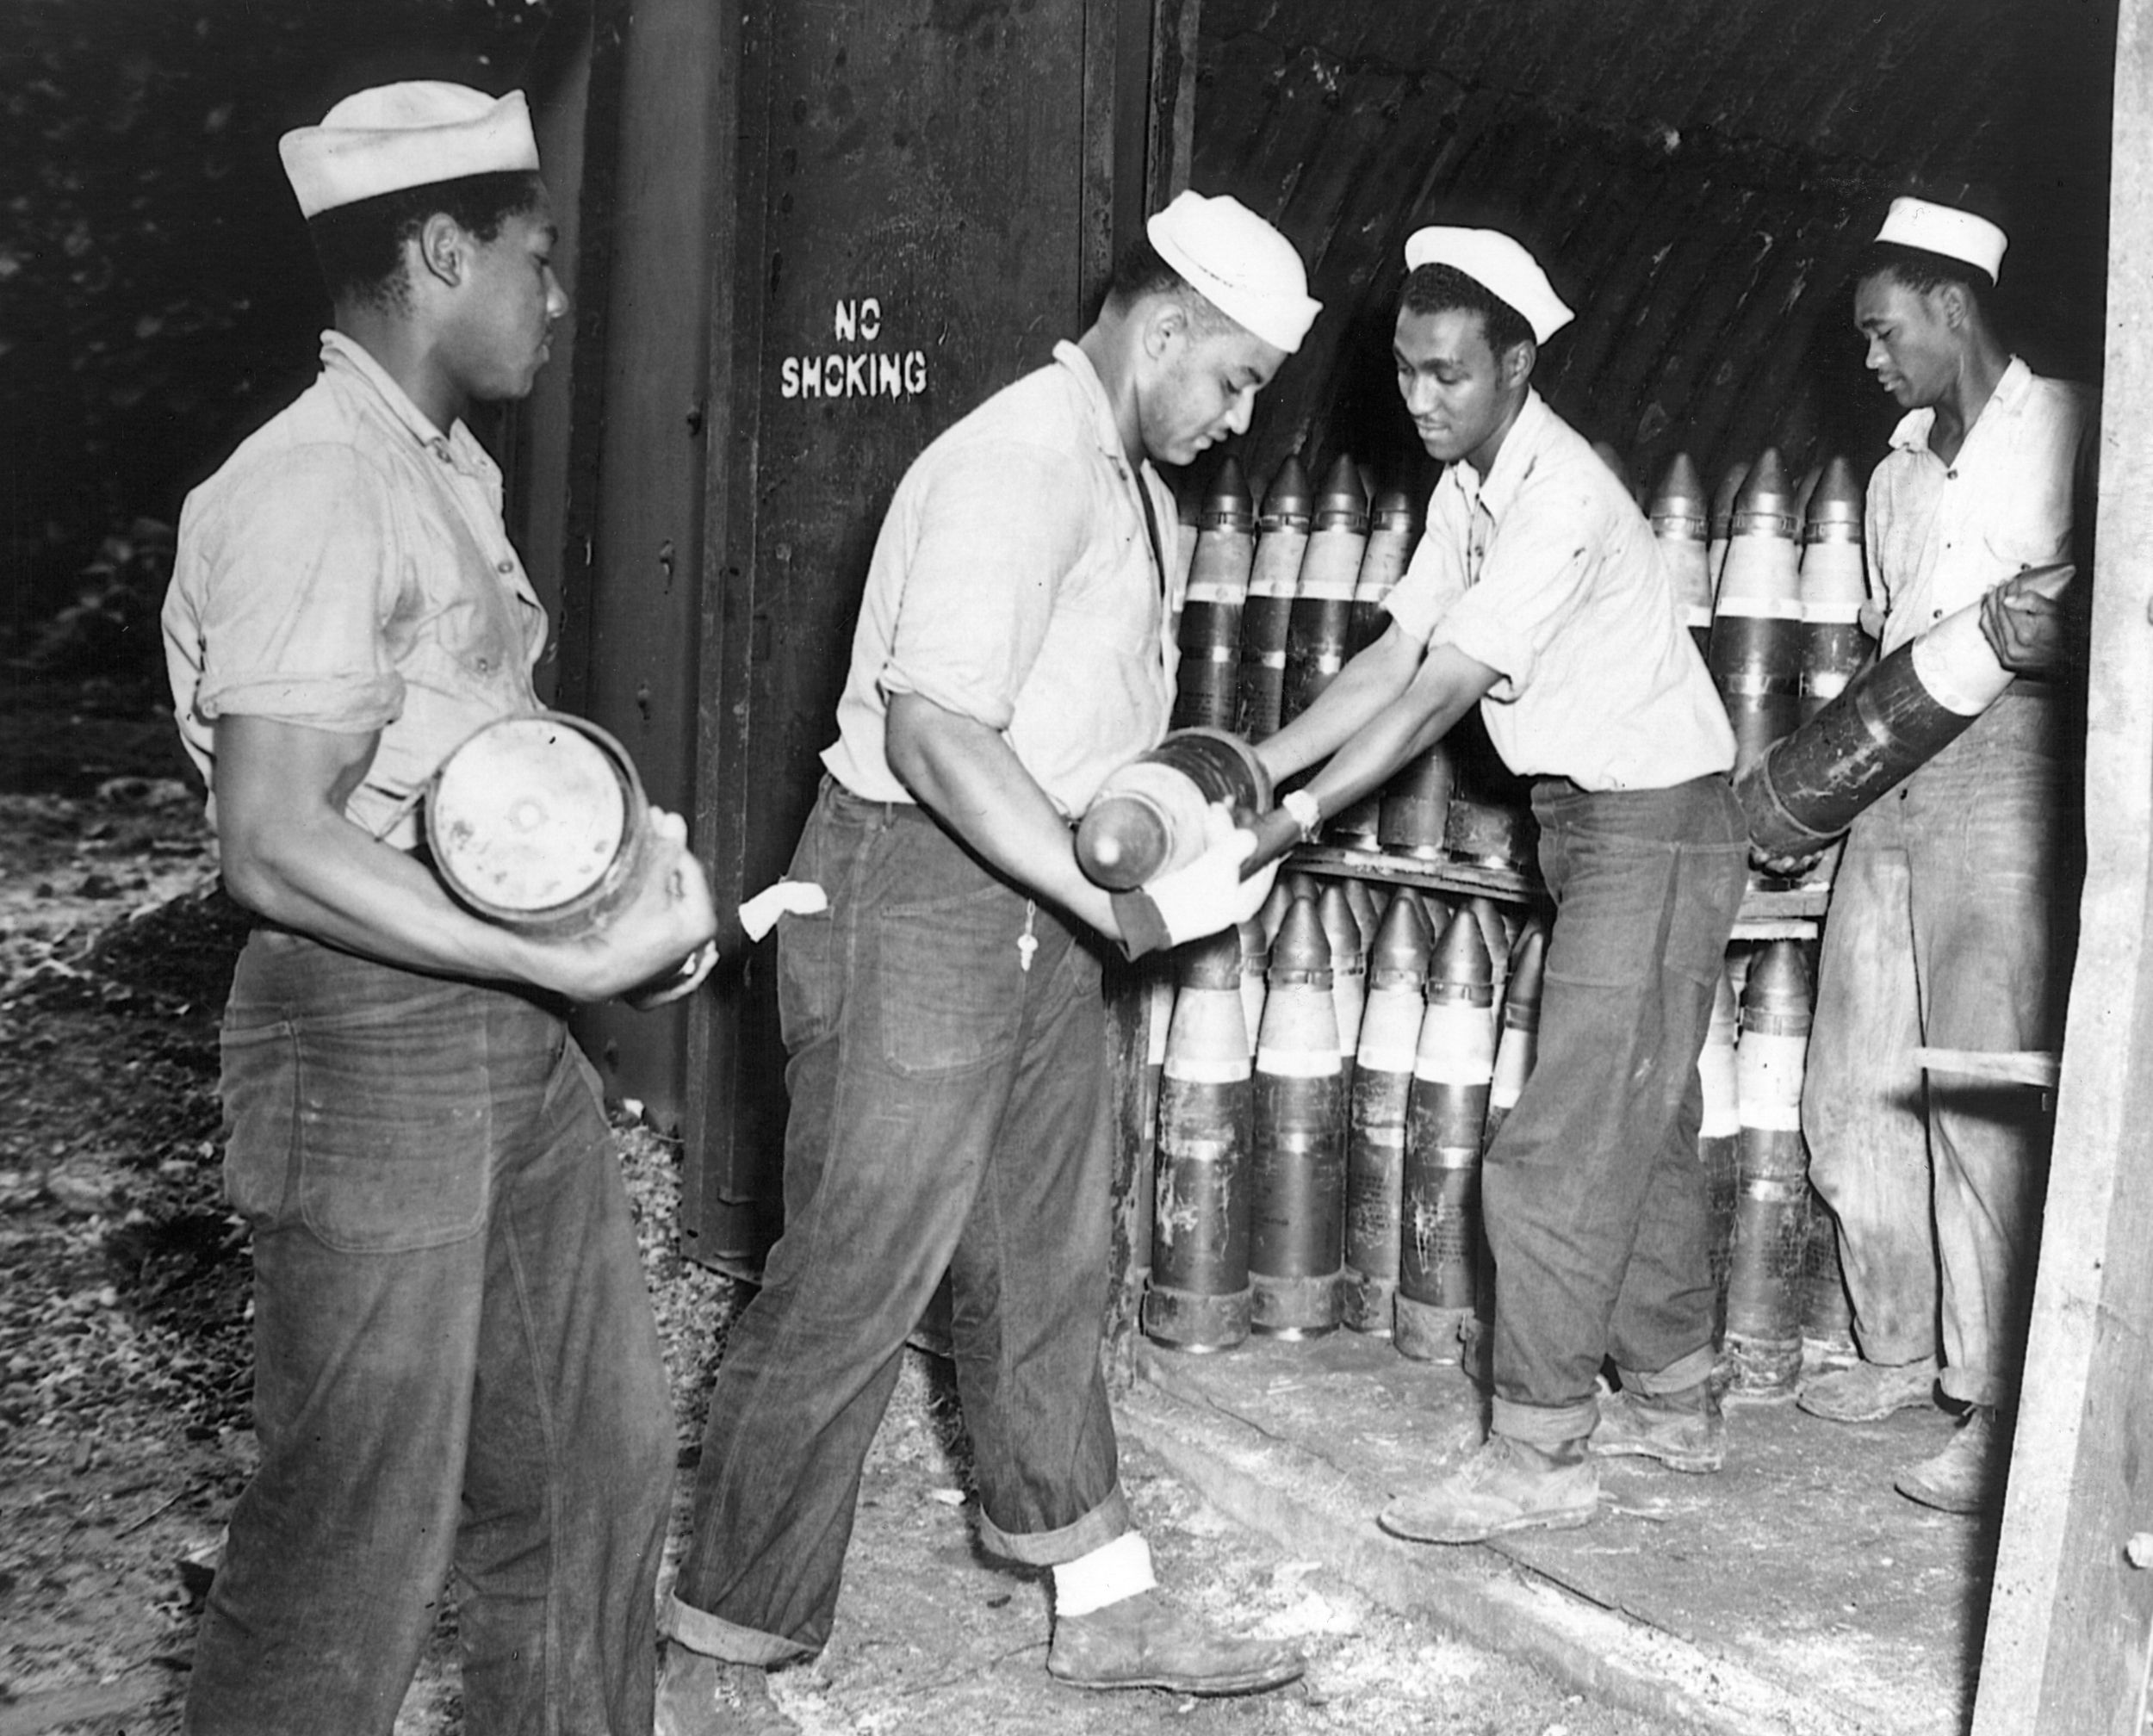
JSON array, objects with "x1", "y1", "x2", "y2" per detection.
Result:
[{"x1": 0, "y1": 676, "x2": 1659, "y2": 1736}]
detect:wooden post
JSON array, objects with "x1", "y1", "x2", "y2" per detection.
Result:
[{"x1": 1972, "y1": 3, "x2": 2153, "y2": 1727}]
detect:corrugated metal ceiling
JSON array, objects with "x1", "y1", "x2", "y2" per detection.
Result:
[{"x1": 1189, "y1": 0, "x2": 2116, "y2": 506}]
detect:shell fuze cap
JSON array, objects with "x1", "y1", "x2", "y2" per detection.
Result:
[
  {"x1": 1874, "y1": 196, "x2": 2007, "y2": 284},
  {"x1": 1402, "y1": 226, "x2": 1573, "y2": 344},
  {"x1": 1146, "y1": 190, "x2": 1322, "y2": 355},
  {"x1": 280, "y1": 83, "x2": 541, "y2": 220}
]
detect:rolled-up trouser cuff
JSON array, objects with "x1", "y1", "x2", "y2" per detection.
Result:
[
  {"x1": 977, "y1": 1483, "x2": 1132, "y2": 1567},
  {"x1": 1492, "y1": 1394, "x2": 1599, "y2": 1448},
  {"x1": 1618, "y1": 1342, "x2": 1718, "y2": 1399},
  {"x1": 666, "y1": 1597, "x2": 816, "y2": 1669},
  {"x1": 1939, "y1": 1364, "x2": 2006, "y2": 1410}
]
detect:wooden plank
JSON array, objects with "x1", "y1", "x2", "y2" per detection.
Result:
[
  {"x1": 1912, "y1": 1048, "x2": 2061, "y2": 1091},
  {"x1": 1971, "y1": 3, "x2": 2153, "y2": 1728}
]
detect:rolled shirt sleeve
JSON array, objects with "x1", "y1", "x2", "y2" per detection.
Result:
[{"x1": 185, "y1": 443, "x2": 408, "y2": 735}]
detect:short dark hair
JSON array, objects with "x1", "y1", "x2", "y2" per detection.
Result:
[
  {"x1": 306, "y1": 170, "x2": 546, "y2": 308},
  {"x1": 1104, "y1": 234, "x2": 1238, "y2": 338},
  {"x1": 1399, "y1": 263, "x2": 1534, "y2": 357},
  {"x1": 1854, "y1": 241, "x2": 1994, "y2": 308}
]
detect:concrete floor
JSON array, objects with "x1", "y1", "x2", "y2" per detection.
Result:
[{"x1": 1120, "y1": 1328, "x2": 1995, "y2": 1736}]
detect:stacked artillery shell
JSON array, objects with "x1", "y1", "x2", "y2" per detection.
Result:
[
  {"x1": 1318, "y1": 883, "x2": 1367, "y2": 1089},
  {"x1": 1721, "y1": 940, "x2": 1814, "y2": 1397},
  {"x1": 1281, "y1": 457, "x2": 1368, "y2": 728},
  {"x1": 1331, "y1": 486, "x2": 1422, "y2": 845},
  {"x1": 1649, "y1": 453, "x2": 1715, "y2": 660},
  {"x1": 1708, "y1": 449, "x2": 1804, "y2": 777},
  {"x1": 1707, "y1": 458, "x2": 1750, "y2": 592},
  {"x1": 1258, "y1": 877, "x2": 1295, "y2": 946},
  {"x1": 1131, "y1": 968, "x2": 1176, "y2": 1288},
  {"x1": 1442, "y1": 714, "x2": 1537, "y2": 870},
  {"x1": 1467, "y1": 896, "x2": 1513, "y2": 1012},
  {"x1": 1170, "y1": 459, "x2": 1254, "y2": 732},
  {"x1": 1075, "y1": 727, "x2": 1271, "y2": 890},
  {"x1": 1343, "y1": 877, "x2": 1381, "y2": 953},
  {"x1": 1377, "y1": 743, "x2": 1454, "y2": 859},
  {"x1": 1342, "y1": 892, "x2": 1432, "y2": 1335},
  {"x1": 1396, "y1": 908, "x2": 1495, "y2": 1361},
  {"x1": 1796, "y1": 456, "x2": 1872, "y2": 724},
  {"x1": 1235, "y1": 458, "x2": 1312, "y2": 742},
  {"x1": 1145, "y1": 930, "x2": 1256, "y2": 1351},
  {"x1": 1236, "y1": 914, "x2": 1269, "y2": 1063},
  {"x1": 1249, "y1": 897, "x2": 1346, "y2": 1337},
  {"x1": 1697, "y1": 964, "x2": 1740, "y2": 1346},
  {"x1": 1482, "y1": 924, "x2": 1546, "y2": 1151},
  {"x1": 1801, "y1": 1188, "x2": 1857, "y2": 1360},
  {"x1": 1171, "y1": 487, "x2": 1201, "y2": 605}
]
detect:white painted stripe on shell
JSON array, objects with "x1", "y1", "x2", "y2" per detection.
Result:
[
  {"x1": 1255, "y1": 1046, "x2": 1342, "y2": 1077},
  {"x1": 1164, "y1": 1054, "x2": 1254, "y2": 1085}
]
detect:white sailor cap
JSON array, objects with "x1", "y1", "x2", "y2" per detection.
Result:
[
  {"x1": 1147, "y1": 191, "x2": 1323, "y2": 355},
  {"x1": 280, "y1": 83, "x2": 540, "y2": 220},
  {"x1": 1402, "y1": 226, "x2": 1573, "y2": 344},
  {"x1": 1874, "y1": 196, "x2": 2007, "y2": 284}
]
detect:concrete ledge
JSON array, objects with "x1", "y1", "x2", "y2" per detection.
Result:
[{"x1": 1123, "y1": 1342, "x2": 1874, "y2": 1736}]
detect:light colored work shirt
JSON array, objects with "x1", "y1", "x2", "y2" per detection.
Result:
[
  {"x1": 822, "y1": 341, "x2": 1178, "y2": 816},
  {"x1": 1868, "y1": 357, "x2": 2095, "y2": 656},
  {"x1": 163, "y1": 332, "x2": 546, "y2": 850},
  {"x1": 1384, "y1": 389, "x2": 1734, "y2": 790}
]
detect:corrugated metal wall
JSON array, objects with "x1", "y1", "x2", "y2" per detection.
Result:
[{"x1": 1189, "y1": 0, "x2": 2114, "y2": 499}]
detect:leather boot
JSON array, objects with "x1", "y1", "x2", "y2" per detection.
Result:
[
  {"x1": 1895, "y1": 1405, "x2": 2005, "y2": 1515},
  {"x1": 1378, "y1": 1433, "x2": 1598, "y2": 1544},
  {"x1": 1796, "y1": 1355, "x2": 1939, "y2": 1423},
  {"x1": 1047, "y1": 1588, "x2": 1305, "y2": 1696},
  {"x1": 1590, "y1": 1382, "x2": 1726, "y2": 1473},
  {"x1": 654, "y1": 1646, "x2": 800, "y2": 1736}
]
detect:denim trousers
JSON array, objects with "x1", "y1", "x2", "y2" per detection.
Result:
[
  {"x1": 668, "y1": 782, "x2": 1127, "y2": 1665},
  {"x1": 1803, "y1": 691, "x2": 2078, "y2": 1409},
  {"x1": 183, "y1": 933, "x2": 674, "y2": 1736},
  {"x1": 1481, "y1": 775, "x2": 1749, "y2": 1447}
]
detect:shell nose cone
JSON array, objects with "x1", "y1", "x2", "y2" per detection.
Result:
[
  {"x1": 1649, "y1": 451, "x2": 1707, "y2": 524},
  {"x1": 1734, "y1": 447, "x2": 1796, "y2": 528},
  {"x1": 1368, "y1": 890, "x2": 1433, "y2": 977},
  {"x1": 1710, "y1": 459, "x2": 1751, "y2": 536},
  {"x1": 1804, "y1": 454, "x2": 1864, "y2": 534},
  {"x1": 1318, "y1": 884, "x2": 1362, "y2": 967},
  {"x1": 1270, "y1": 895, "x2": 1333, "y2": 974},
  {"x1": 1201, "y1": 453, "x2": 1254, "y2": 528},
  {"x1": 1428, "y1": 906, "x2": 1493, "y2": 989},
  {"x1": 1369, "y1": 482, "x2": 1419, "y2": 531},
  {"x1": 1314, "y1": 454, "x2": 1368, "y2": 529},
  {"x1": 1258, "y1": 455, "x2": 1313, "y2": 527},
  {"x1": 1503, "y1": 925, "x2": 1547, "y2": 1013}
]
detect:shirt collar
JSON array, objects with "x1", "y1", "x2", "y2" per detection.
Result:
[
  {"x1": 1888, "y1": 354, "x2": 2030, "y2": 454},
  {"x1": 1052, "y1": 339, "x2": 1147, "y2": 474},
  {"x1": 319, "y1": 330, "x2": 491, "y2": 475},
  {"x1": 1450, "y1": 387, "x2": 1552, "y2": 523}
]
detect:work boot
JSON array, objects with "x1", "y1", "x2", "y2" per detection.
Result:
[
  {"x1": 654, "y1": 1646, "x2": 800, "y2": 1736},
  {"x1": 1378, "y1": 1434, "x2": 1598, "y2": 1544},
  {"x1": 1589, "y1": 1384, "x2": 1726, "y2": 1473},
  {"x1": 1796, "y1": 1355, "x2": 1939, "y2": 1423},
  {"x1": 1047, "y1": 1589, "x2": 1305, "y2": 1696},
  {"x1": 1895, "y1": 1405, "x2": 2005, "y2": 1516}
]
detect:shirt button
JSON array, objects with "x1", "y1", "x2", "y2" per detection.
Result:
[{"x1": 496, "y1": 560, "x2": 514, "y2": 574}]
